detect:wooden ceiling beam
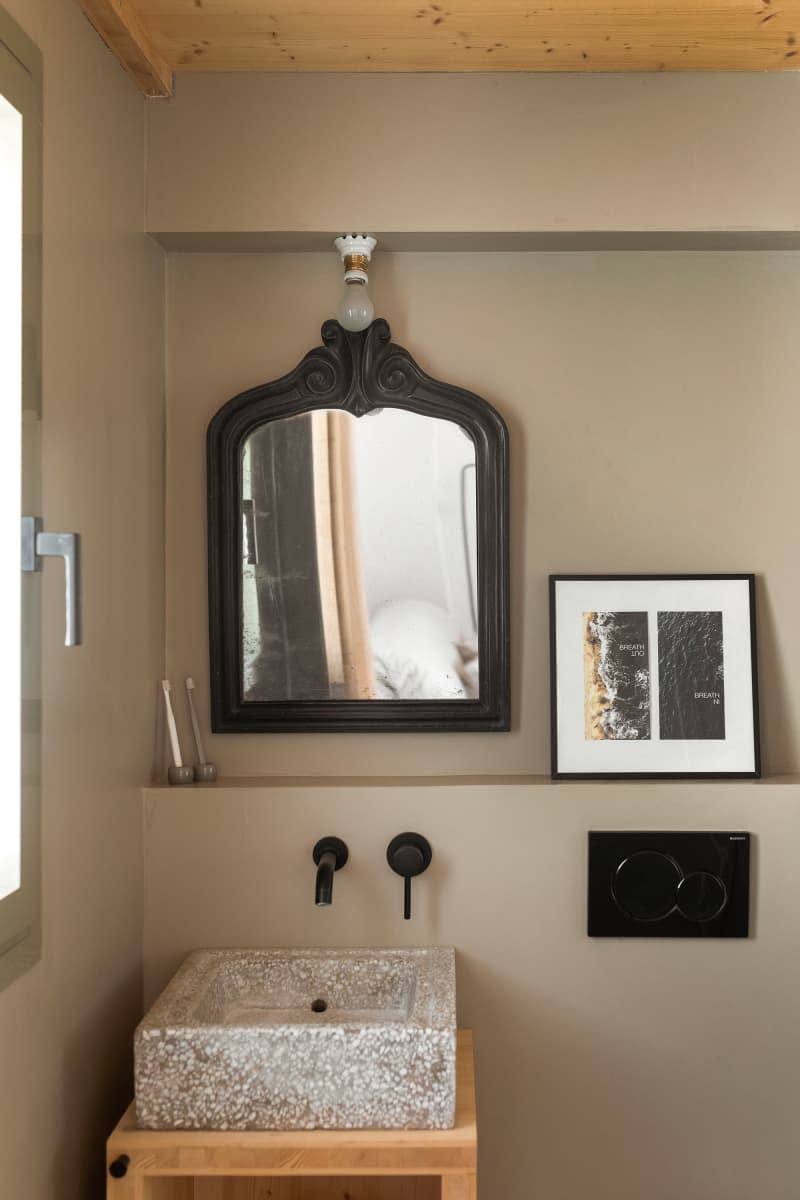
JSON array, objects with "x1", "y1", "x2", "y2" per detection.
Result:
[
  {"x1": 78, "y1": 1, "x2": 800, "y2": 95},
  {"x1": 78, "y1": 0, "x2": 173, "y2": 96}
]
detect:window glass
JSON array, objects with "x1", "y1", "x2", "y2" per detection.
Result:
[{"x1": 0, "y1": 91, "x2": 22, "y2": 903}]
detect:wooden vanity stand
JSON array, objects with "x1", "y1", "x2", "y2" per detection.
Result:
[{"x1": 106, "y1": 1030, "x2": 476, "y2": 1200}]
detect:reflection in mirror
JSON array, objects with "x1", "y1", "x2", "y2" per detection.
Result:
[{"x1": 241, "y1": 408, "x2": 477, "y2": 702}]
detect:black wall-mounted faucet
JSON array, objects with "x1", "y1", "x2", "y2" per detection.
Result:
[
  {"x1": 387, "y1": 832, "x2": 432, "y2": 919},
  {"x1": 312, "y1": 837, "x2": 349, "y2": 906}
]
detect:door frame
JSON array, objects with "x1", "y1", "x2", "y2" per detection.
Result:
[{"x1": 0, "y1": 3, "x2": 42, "y2": 990}]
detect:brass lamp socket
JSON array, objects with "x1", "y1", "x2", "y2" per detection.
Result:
[{"x1": 344, "y1": 253, "x2": 369, "y2": 274}]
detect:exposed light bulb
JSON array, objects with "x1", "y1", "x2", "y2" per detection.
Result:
[
  {"x1": 336, "y1": 277, "x2": 374, "y2": 332},
  {"x1": 334, "y1": 234, "x2": 378, "y2": 332}
]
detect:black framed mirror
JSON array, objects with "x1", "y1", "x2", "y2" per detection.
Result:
[{"x1": 207, "y1": 318, "x2": 509, "y2": 732}]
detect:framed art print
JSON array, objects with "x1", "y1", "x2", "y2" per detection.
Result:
[{"x1": 550, "y1": 575, "x2": 760, "y2": 779}]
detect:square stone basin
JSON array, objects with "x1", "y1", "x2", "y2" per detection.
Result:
[{"x1": 135, "y1": 947, "x2": 456, "y2": 1131}]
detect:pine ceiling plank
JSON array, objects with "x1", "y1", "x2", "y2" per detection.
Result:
[
  {"x1": 128, "y1": 0, "x2": 798, "y2": 15},
  {"x1": 79, "y1": 0, "x2": 174, "y2": 95},
  {"x1": 144, "y1": 16, "x2": 800, "y2": 74},
  {"x1": 151, "y1": 41, "x2": 796, "y2": 75}
]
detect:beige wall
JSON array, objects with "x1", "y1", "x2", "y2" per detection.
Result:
[
  {"x1": 0, "y1": 37, "x2": 793, "y2": 1200},
  {"x1": 160, "y1": 237, "x2": 800, "y2": 1198},
  {"x1": 165, "y1": 249, "x2": 800, "y2": 776},
  {"x1": 147, "y1": 73, "x2": 800, "y2": 238},
  {"x1": 0, "y1": 1, "x2": 165, "y2": 1197},
  {"x1": 143, "y1": 778, "x2": 800, "y2": 1200}
]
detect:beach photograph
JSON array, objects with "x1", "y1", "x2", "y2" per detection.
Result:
[{"x1": 583, "y1": 611, "x2": 651, "y2": 740}]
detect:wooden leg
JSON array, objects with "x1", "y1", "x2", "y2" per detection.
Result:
[{"x1": 441, "y1": 1174, "x2": 477, "y2": 1200}]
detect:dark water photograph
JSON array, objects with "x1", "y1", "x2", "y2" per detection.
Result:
[
  {"x1": 583, "y1": 611, "x2": 651, "y2": 740},
  {"x1": 658, "y1": 610, "x2": 725, "y2": 740}
]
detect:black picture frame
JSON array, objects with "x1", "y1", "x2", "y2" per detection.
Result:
[
  {"x1": 207, "y1": 318, "x2": 510, "y2": 733},
  {"x1": 550, "y1": 574, "x2": 760, "y2": 780}
]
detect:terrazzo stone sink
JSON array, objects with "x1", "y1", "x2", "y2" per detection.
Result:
[{"x1": 134, "y1": 947, "x2": 456, "y2": 1131}]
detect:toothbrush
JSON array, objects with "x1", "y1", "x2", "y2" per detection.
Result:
[
  {"x1": 161, "y1": 679, "x2": 183, "y2": 767},
  {"x1": 185, "y1": 677, "x2": 207, "y2": 763},
  {"x1": 185, "y1": 677, "x2": 217, "y2": 782}
]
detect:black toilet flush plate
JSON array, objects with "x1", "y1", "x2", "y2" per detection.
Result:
[{"x1": 588, "y1": 831, "x2": 750, "y2": 937}]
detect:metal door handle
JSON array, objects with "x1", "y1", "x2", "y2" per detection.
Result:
[{"x1": 21, "y1": 517, "x2": 82, "y2": 646}]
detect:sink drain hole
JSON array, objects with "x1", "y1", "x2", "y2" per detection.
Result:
[{"x1": 311, "y1": 998, "x2": 328, "y2": 1013}]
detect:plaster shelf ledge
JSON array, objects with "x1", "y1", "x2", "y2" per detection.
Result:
[
  {"x1": 143, "y1": 773, "x2": 800, "y2": 791},
  {"x1": 147, "y1": 230, "x2": 800, "y2": 254}
]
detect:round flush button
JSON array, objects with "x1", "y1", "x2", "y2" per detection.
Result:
[
  {"x1": 611, "y1": 851, "x2": 682, "y2": 922},
  {"x1": 676, "y1": 871, "x2": 727, "y2": 923}
]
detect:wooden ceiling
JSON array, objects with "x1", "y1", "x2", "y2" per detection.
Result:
[{"x1": 79, "y1": 0, "x2": 800, "y2": 98}]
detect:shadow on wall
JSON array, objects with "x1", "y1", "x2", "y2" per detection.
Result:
[
  {"x1": 54, "y1": 966, "x2": 142, "y2": 1199},
  {"x1": 755, "y1": 577, "x2": 793, "y2": 774}
]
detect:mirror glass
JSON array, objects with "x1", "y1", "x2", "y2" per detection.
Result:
[{"x1": 241, "y1": 407, "x2": 478, "y2": 702}]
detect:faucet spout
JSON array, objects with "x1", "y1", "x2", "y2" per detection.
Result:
[
  {"x1": 312, "y1": 837, "x2": 349, "y2": 907},
  {"x1": 315, "y1": 851, "x2": 337, "y2": 907}
]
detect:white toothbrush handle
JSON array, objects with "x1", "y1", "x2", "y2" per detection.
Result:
[{"x1": 161, "y1": 680, "x2": 183, "y2": 767}]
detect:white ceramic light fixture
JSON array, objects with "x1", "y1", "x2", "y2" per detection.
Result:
[{"x1": 335, "y1": 234, "x2": 377, "y2": 332}]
